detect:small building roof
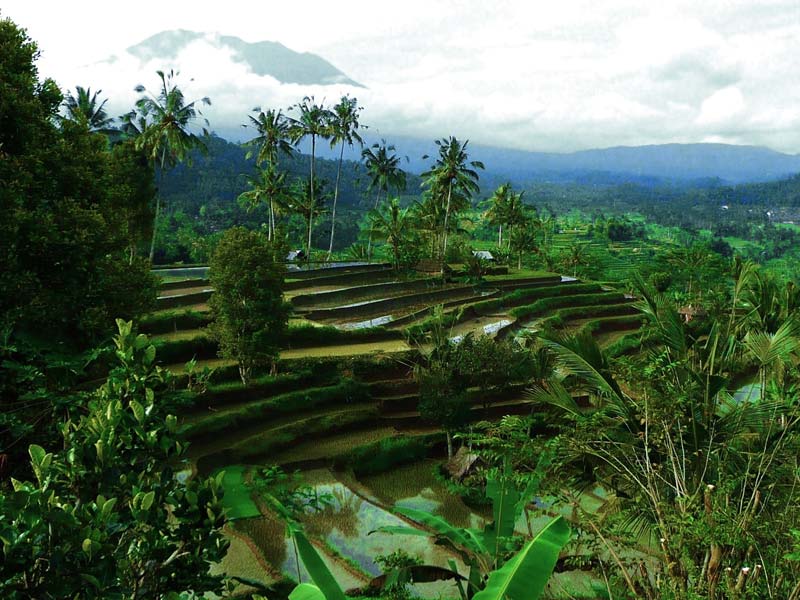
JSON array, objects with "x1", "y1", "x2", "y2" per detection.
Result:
[
  {"x1": 445, "y1": 446, "x2": 484, "y2": 481},
  {"x1": 286, "y1": 249, "x2": 306, "y2": 261}
]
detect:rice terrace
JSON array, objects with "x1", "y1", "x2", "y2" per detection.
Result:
[{"x1": 4, "y1": 3, "x2": 800, "y2": 600}]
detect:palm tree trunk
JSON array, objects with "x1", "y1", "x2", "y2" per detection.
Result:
[
  {"x1": 393, "y1": 238, "x2": 400, "y2": 271},
  {"x1": 148, "y1": 164, "x2": 165, "y2": 263},
  {"x1": 366, "y1": 188, "x2": 381, "y2": 261},
  {"x1": 441, "y1": 180, "x2": 453, "y2": 268},
  {"x1": 328, "y1": 142, "x2": 345, "y2": 258},
  {"x1": 498, "y1": 225, "x2": 502, "y2": 247},
  {"x1": 268, "y1": 200, "x2": 274, "y2": 241},
  {"x1": 307, "y1": 134, "x2": 316, "y2": 260},
  {"x1": 446, "y1": 430, "x2": 453, "y2": 460}
]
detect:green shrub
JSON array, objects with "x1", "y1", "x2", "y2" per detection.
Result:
[
  {"x1": 605, "y1": 329, "x2": 655, "y2": 357},
  {"x1": 577, "y1": 314, "x2": 647, "y2": 336},
  {"x1": 279, "y1": 351, "x2": 420, "y2": 381}
]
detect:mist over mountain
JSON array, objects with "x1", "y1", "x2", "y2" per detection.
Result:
[
  {"x1": 119, "y1": 30, "x2": 362, "y2": 87},
  {"x1": 93, "y1": 30, "x2": 800, "y2": 187}
]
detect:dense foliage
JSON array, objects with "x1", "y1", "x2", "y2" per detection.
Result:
[
  {"x1": 0, "y1": 321, "x2": 229, "y2": 598},
  {"x1": 208, "y1": 227, "x2": 289, "y2": 384},
  {"x1": 0, "y1": 19, "x2": 156, "y2": 346}
]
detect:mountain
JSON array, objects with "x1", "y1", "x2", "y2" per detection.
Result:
[
  {"x1": 352, "y1": 137, "x2": 800, "y2": 186},
  {"x1": 123, "y1": 29, "x2": 363, "y2": 87}
]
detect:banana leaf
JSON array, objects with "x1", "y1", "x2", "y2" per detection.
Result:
[
  {"x1": 378, "y1": 506, "x2": 489, "y2": 558},
  {"x1": 289, "y1": 583, "x2": 326, "y2": 600},
  {"x1": 292, "y1": 531, "x2": 346, "y2": 600},
  {"x1": 472, "y1": 516, "x2": 571, "y2": 600}
]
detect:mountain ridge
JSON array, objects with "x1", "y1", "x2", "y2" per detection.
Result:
[
  {"x1": 123, "y1": 29, "x2": 363, "y2": 87},
  {"x1": 345, "y1": 136, "x2": 800, "y2": 185}
]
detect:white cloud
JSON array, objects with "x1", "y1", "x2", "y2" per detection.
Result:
[
  {"x1": 5, "y1": 0, "x2": 800, "y2": 153},
  {"x1": 696, "y1": 87, "x2": 746, "y2": 125}
]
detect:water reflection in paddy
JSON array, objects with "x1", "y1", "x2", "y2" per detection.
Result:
[
  {"x1": 339, "y1": 314, "x2": 395, "y2": 330},
  {"x1": 232, "y1": 467, "x2": 471, "y2": 593}
]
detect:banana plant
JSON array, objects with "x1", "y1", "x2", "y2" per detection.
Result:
[
  {"x1": 371, "y1": 468, "x2": 569, "y2": 598},
  {"x1": 291, "y1": 514, "x2": 569, "y2": 600},
  {"x1": 472, "y1": 517, "x2": 570, "y2": 600}
]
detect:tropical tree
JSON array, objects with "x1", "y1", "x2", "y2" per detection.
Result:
[
  {"x1": 362, "y1": 140, "x2": 406, "y2": 258},
  {"x1": 288, "y1": 96, "x2": 332, "y2": 258},
  {"x1": 527, "y1": 278, "x2": 800, "y2": 598},
  {"x1": 208, "y1": 227, "x2": 288, "y2": 384},
  {"x1": 561, "y1": 242, "x2": 590, "y2": 277},
  {"x1": 484, "y1": 182, "x2": 512, "y2": 247},
  {"x1": 0, "y1": 321, "x2": 229, "y2": 598},
  {"x1": 368, "y1": 198, "x2": 411, "y2": 270},
  {"x1": 62, "y1": 86, "x2": 114, "y2": 133},
  {"x1": 289, "y1": 178, "x2": 330, "y2": 258},
  {"x1": 327, "y1": 95, "x2": 364, "y2": 257},
  {"x1": 129, "y1": 69, "x2": 211, "y2": 262},
  {"x1": 412, "y1": 195, "x2": 445, "y2": 258},
  {"x1": 238, "y1": 165, "x2": 292, "y2": 241},
  {"x1": 244, "y1": 107, "x2": 294, "y2": 166},
  {"x1": 421, "y1": 137, "x2": 484, "y2": 263},
  {"x1": 510, "y1": 219, "x2": 541, "y2": 269}
]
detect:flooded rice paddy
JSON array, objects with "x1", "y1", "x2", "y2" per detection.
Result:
[
  {"x1": 218, "y1": 460, "x2": 609, "y2": 597},
  {"x1": 228, "y1": 464, "x2": 477, "y2": 595}
]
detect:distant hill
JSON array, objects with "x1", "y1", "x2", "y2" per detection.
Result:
[
  {"x1": 122, "y1": 29, "x2": 363, "y2": 87},
  {"x1": 362, "y1": 137, "x2": 800, "y2": 186}
]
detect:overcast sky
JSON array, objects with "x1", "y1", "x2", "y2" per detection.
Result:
[{"x1": 4, "y1": 0, "x2": 800, "y2": 153}]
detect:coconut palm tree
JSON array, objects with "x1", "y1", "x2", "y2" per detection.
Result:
[
  {"x1": 484, "y1": 182, "x2": 512, "y2": 246},
  {"x1": 288, "y1": 96, "x2": 332, "y2": 258},
  {"x1": 130, "y1": 69, "x2": 210, "y2": 262},
  {"x1": 238, "y1": 165, "x2": 291, "y2": 241},
  {"x1": 289, "y1": 178, "x2": 330, "y2": 256},
  {"x1": 361, "y1": 140, "x2": 406, "y2": 259},
  {"x1": 63, "y1": 86, "x2": 115, "y2": 133},
  {"x1": 510, "y1": 220, "x2": 540, "y2": 269},
  {"x1": 244, "y1": 108, "x2": 294, "y2": 167},
  {"x1": 421, "y1": 137, "x2": 484, "y2": 263},
  {"x1": 327, "y1": 96, "x2": 364, "y2": 258},
  {"x1": 368, "y1": 198, "x2": 410, "y2": 270},
  {"x1": 412, "y1": 195, "x2": 444, "y2": 258}
]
